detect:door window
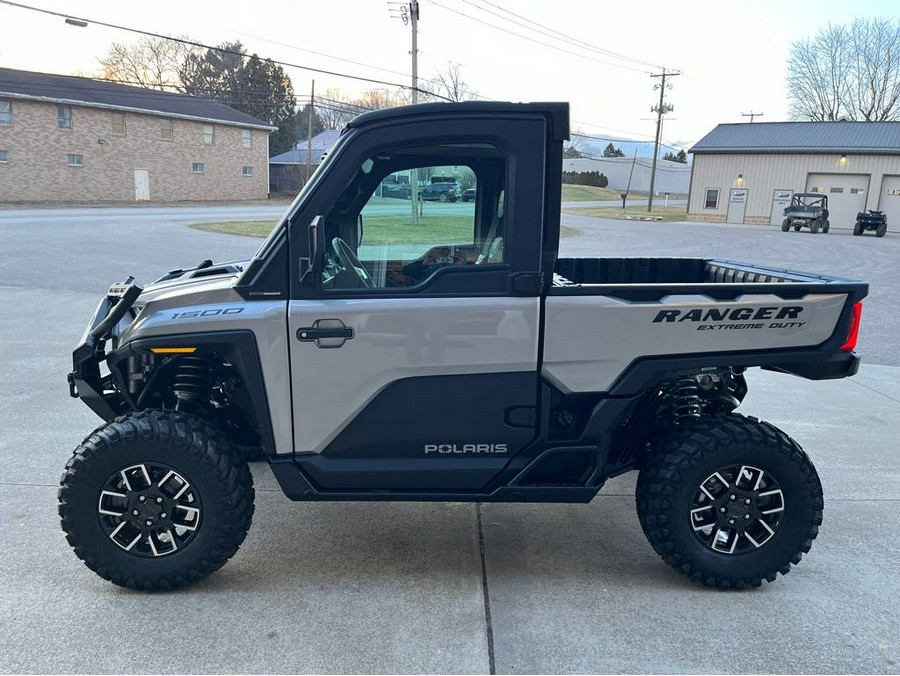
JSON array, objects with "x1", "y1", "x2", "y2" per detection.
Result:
[{"x1": 321, "y1": 143, "x2": 506, "y2": 291}]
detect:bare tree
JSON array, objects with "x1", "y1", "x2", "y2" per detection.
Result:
[
  {"x1": 416, "y1": 62, "x2": 478, "y2": 103},
  {"x1": 316, "y1": 88, "x2": 360, "y2": 129},
  {"x1": 788, "y1": 18, "x2": 900, "y2": 121},
  {"x1": 98, "y1": 36, "x2": 195, "y2": 90},
  {"x1": 563, "y1": 129, "x2": 588, "y2": 159}
]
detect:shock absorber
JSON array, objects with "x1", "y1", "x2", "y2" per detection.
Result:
[
  {"x1": 171, "y1": 356, "x2": 209, "y2": 408},
  {"x1": 672, "y1": 376, "x2": 702, "y2": 424}
]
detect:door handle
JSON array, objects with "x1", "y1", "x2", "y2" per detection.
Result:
[
  {"x1": 297, "y1": 327, "x2": 353, "y2": 341},
  {"x1": 296, "y1": 319, "x2": 354, "y2": 348}
]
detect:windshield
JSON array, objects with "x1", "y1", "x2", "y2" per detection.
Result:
[{"x1": 252, "y1": 130, "x2": 350, "y2": 260}]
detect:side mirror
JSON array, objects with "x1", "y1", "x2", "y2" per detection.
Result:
[{"x1": 299, "y1": 215, "x2": 325, "y2": 283}]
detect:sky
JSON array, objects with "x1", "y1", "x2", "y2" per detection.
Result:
[{"x1": 1, "y1": 0, "x2": 897, "y2": 151}]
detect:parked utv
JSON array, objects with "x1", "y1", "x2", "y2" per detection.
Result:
[
  {"x1": 782, "y1": 193, "x2": 830, "y2": 233},
  {"x1": 854, "y1": 210, "x2": 887, "y2": 237},
  {"x1": 61, "y1": 102, "x2": 867, "y2": 592}
]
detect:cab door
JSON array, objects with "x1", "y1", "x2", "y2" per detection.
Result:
[{"x1": 286, "y1": 116, "x2": 549, "y2": 491}]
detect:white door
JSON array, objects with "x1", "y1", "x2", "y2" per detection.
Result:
[
  {"x1": 726, "y1": 189, "x2": 747, "y2": 223},
  {"x1": 879, "y1": 175, "x2": 900, "y2": 227},
  {"x1": 805, "y1": 173, "x2": 868, "y2": 229},
  {"x1": 769, "y1": 189, "x2": 793, "y2": 225},
  {"x1": 134, "y1": 170, "x2": 150, "y2": 201}
]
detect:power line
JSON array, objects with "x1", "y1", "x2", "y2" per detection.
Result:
[
  {"x1": 225, "y1": 27, "x2": 451, "y2": 93},
  {"x1": 458, "y1": 0, "x2": 660, "y2": 70},
  {"x1": 427, "y1": 0, "x2": 647, "y2": 73},
  {"x1": 0, "y1": 0, "x2": 452, "y2": 100}
]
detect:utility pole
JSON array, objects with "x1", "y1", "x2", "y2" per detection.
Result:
[
  {"x1": 648, "y1": 68, "x2": 679, "y2": 212},
  {"x1": 390, "y1": 0, "x2": 421, "y2": 223},
  {"x1": 741, "y1": 111, "x2": 764, "y2": 123},
  {"x1": 305, "y1": 80, "x2": 315, "y2": 184}
]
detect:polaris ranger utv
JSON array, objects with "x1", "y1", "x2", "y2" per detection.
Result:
[
  {"x1": 61, "y1": 102, "x2": 867, "y2": 591},
  {"x1": 781, "y1": 193, "x2": 830, "y2": 233}
]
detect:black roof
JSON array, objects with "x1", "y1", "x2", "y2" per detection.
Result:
[
  {"x1": 346, "y1": 101, "x2": 570, "y2": 141},
  {"x1": 691, "y1": 121, "x2": 900, "y2": 155},
  {"x1": 0, "y1": 67, "x2": 276, "y2": 130}
]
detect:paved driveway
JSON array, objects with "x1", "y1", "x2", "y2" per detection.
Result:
[{"x1": 1, "y1": 206, "x2": 897, "y2": 674}]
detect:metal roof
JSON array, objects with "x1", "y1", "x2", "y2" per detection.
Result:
[
  {"x1": 0, "y1": 67, "x2": 276, "y2": 130},
  {"x1": 269, "y1": 130, "x2": 342, "y2": 164},
  {"x1": 690, "y1": 121, "x2": 900, "y2": 155}
]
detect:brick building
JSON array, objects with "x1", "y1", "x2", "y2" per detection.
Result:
[{"x1": 0, "y1": 68, "x2": 276, "y2": 203}]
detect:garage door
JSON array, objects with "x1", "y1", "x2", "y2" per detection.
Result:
[
  {"x1": 879, "y1": 176, "x2": 900, "y2": 228},
  {"x1": 805, "y1": 173, "x2": 869, "y2": 229}
]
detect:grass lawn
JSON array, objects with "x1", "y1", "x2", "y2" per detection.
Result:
[
  {"x1": 563, "y1": 205, "x2": 687, "y2": 222},
  {"x1": 561, "y1": 185, "x2": 627, "y2": 202},
  {"x1": 190, "y1": 218, "x2": 581, "y2": 240}
]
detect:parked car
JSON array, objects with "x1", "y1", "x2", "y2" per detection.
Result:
[
  {"x1": 854, "y1": 210, "x2": 887, "y2": 237},
  {"x1": 462, "y1": 188, "x2": 477, "y2": 202},
  {"x1": 382, "y1": 183, "x2": 411, "y2": 199},
  {"x1": 419, "y1": 182, "x2": 460, "y2": 202},
  {"x1": 782, "y1": 193, "x2": 830, "y2": 233}
]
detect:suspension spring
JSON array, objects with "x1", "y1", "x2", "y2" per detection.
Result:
[
  {"x1": 171, "y1": 356, "x2": 209, "y2": 406},
  {"x1": 673, "y1": 376, "x2": 702, "y2": 424}
]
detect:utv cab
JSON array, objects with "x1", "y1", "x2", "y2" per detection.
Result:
[
  {"x1": 782, "y1": 193, "x2": 830, "y2": 234},
  {"x1": 854, "y1": 210, "x2": 887, "y2": 237}
]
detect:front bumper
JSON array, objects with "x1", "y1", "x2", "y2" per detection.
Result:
[{"x1": 68, "y1": 280, "x2": 142, "y2": 420}]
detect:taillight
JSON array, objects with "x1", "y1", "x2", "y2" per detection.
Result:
[{"x1": 840, "y1": 302, "x2": 862, "y2": 352}]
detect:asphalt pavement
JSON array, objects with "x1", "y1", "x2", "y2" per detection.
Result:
[{"x1": 0, "y1": 205, "x2": 898, "y2": 674}]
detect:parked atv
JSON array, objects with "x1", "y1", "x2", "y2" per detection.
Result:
[
  {"x1": 854, "y1": 210, "x2": 887, "y2": 237},
  {"x1": 782, "y1": 193, "x2": 830, "y2": 234}
]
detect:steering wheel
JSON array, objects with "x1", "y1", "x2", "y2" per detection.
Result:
[{"x1": 331, "y1": 237, "x2": 375, "y2": 289}]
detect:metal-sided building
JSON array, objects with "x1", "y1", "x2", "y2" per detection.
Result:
[{"x1": 687, "y1": 122, "x2": 900, "y2": 228}]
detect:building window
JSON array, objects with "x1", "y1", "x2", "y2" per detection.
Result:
[
  {"x1": 160, "y1": 119, "x2": 174, "y2": 141},
  {"x1": 57, "y1": 105, "x2": 72, "y2": 130},
  {"x1": 203, "y1": 125, "x2": 215, "y2": 145},
  {"x1": 808, "y1": 186, "x2": 822, "y2": 193},
  {"x1": 242, "y1": 166, "x2": 253, "y2": 176},
  {"x1": 830, "y1": 187, "x2": 844, "y2": 193},
  {"x1": 67, "y1": 154, "x2": 84, "y2": 167},
  {"x1": 850, "y1": 188, "x2": 865, "y2": 195},
  {"x1": 192, "y1": 162, "x2": 204, "y2": 174},
  {"x1": 0, "y1": 149, "x2": 8, "y2": 163},
  {"x1": 242, "y1": 129, "x2": 252, "y2": 149},
  {"x1": 704, "y1": 188, "x2": 719, "y2": 209},
  {"x1": 111, "y1": 112, "x2": 126, "y2": 136},
  {"x1": 0, "y1": 100, "x2": 10, "y2": 125}
]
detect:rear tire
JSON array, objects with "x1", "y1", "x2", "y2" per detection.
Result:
[
  {"x1": 853, "y1": 223, "x2": 863, "y2": 236},
  {"x1": 781, "y1": 219, "x2": 791, "y2": 232},
  {"x1": 59, "y1": 411, "x2": 254, "y2": 590},
  {"x1": 809, "y1": 219, "x2": 820, "y2": 234},
  {"x1": 822, "y1": 220, "x2": 830, "y2": 233},
  {"x1": 636, "y1": 413, "x2": 823, "y2": 589},
  {"x1": 876, "y1": 223, "x2": 887, "y2": 237}
]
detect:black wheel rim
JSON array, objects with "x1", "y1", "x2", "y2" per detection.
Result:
[
  {"x1": 688, "y1": 465, "x2": 785, "y2": 555},
  {"x1": 97, "y1": 462, "x2": 202, "y2": 557}
]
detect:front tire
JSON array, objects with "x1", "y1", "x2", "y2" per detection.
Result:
[
  {"x1": 59, "y1": 411, "x2": 254, "y2": 590},
  {"x1": 876, "y1": 223, "x2": 887, "y2": 237},
  {"x1": 781, "y1": 219, "x2": 790, "y2": 232},
  {"x1": 636, "y1": 413, "x2": 823, "y2": 589}
]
